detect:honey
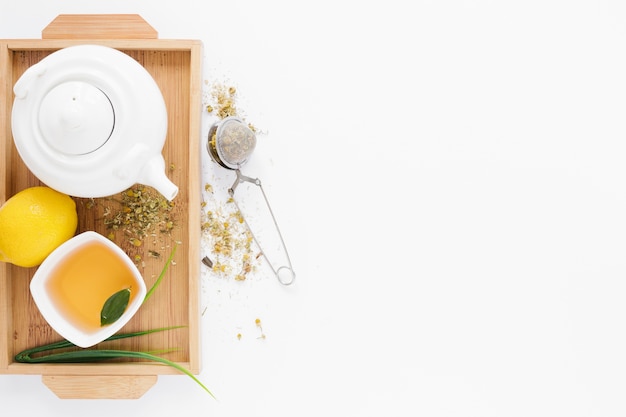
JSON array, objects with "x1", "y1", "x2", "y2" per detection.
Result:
[{"x1": 45, "y1": 240, "x2": 139, "y2": 332}]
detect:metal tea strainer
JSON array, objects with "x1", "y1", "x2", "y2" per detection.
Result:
[{"x1": 206, "y1": 116, "x2": 295, "y2": 285}]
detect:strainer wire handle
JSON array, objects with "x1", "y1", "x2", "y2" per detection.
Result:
[{"x1": 229, "y1": 169, "x2": 296, "y2": 286}]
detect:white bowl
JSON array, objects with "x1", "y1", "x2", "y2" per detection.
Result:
[{"x1": 30, "y1": 231, "x2": 146, "y2": 348}]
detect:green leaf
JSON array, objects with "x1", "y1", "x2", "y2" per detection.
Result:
[{"x1": 100, "y1": 288, "x2": 131, "y2": 326}]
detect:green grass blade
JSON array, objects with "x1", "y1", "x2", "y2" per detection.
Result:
[
  {"x1": 144, "y1": 242, "x2": 178, "y2": 303},
  {"x1": 14, "y1": 326, "x2": 185, "y2": 361},
  {"x1": 15, "y1": 348, "x2": 214, "y2": 398}
]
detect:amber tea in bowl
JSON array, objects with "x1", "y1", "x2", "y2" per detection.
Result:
[{"x1": 30, "y1": 231, "x2": 146, "y2": 348}]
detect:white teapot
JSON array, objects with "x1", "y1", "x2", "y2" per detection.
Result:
[{"x1": 11, "y1": 44, "x2": 178, "y2": 200}]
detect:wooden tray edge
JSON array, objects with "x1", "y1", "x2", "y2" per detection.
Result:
[
  {"x1": 42, "y1": 14, "x2": 158, "y2": 40},
  {"x1": 42, "y1": 374, "x2": 158, "y2": 399}
]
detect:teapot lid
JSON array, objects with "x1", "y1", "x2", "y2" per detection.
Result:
[{"x1": 38, "y1": 80, "x2": 115, "y2": 156}]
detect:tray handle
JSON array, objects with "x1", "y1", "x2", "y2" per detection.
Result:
[
  {"x1": 42, "y1": 14, "x2": 158, "y2": 39},
  {"x1": 42, "y1": 375, "x2": 158, "y2": 399}
]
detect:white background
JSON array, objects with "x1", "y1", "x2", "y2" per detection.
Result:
[{"x1": 2, "y1": 1, "x2": 626, "y2": 416}]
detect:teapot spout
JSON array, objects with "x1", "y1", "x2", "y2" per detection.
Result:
[{"x1": 138, "y1": 155, "x2": 178, "y2": 201}]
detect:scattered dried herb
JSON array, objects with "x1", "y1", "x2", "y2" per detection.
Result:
[
  {"x1": 201, "y1": 82, "x2": 262, "y2": 279},
  {"x1": 104, "y1": 186, "x2": 175, "y2": 241},
  {"x1": 201, "y1": 192, "x2": 258, "y2": 280},
  {"x1": 205, "y1": 82, "x2": 238, "y2": 119},
  {"x1": 203, "y1": 81, "x2": 257, "y2": 132},
  {"x1": 201, "y1": 256, "x2": 213, "y2": 268},
  {"x1": 83, "y1": 185, "x2": 178, "y2": 264}
]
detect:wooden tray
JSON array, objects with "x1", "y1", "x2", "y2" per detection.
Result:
[{"x1": 0, "y1": 15, "x2": 203, "y2": 399}]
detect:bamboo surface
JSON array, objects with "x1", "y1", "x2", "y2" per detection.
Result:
[
  {"x1": 42, "y1": 14, "x2": 158, "y2": 39},
  {"x1": 42, "y1": 375, "x2": 158, "y2": 399},
  {"x1": 0, "y1": 15, "x2": 203, "y2": 399}
]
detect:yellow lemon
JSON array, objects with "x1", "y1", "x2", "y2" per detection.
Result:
[{"x1": 0, "y1": 186, "x2": 78, "y2": 267}]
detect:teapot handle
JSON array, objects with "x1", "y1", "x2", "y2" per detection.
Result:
[{"x1": 13, "y1": 62, "x2": 46, "y2": 99}]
